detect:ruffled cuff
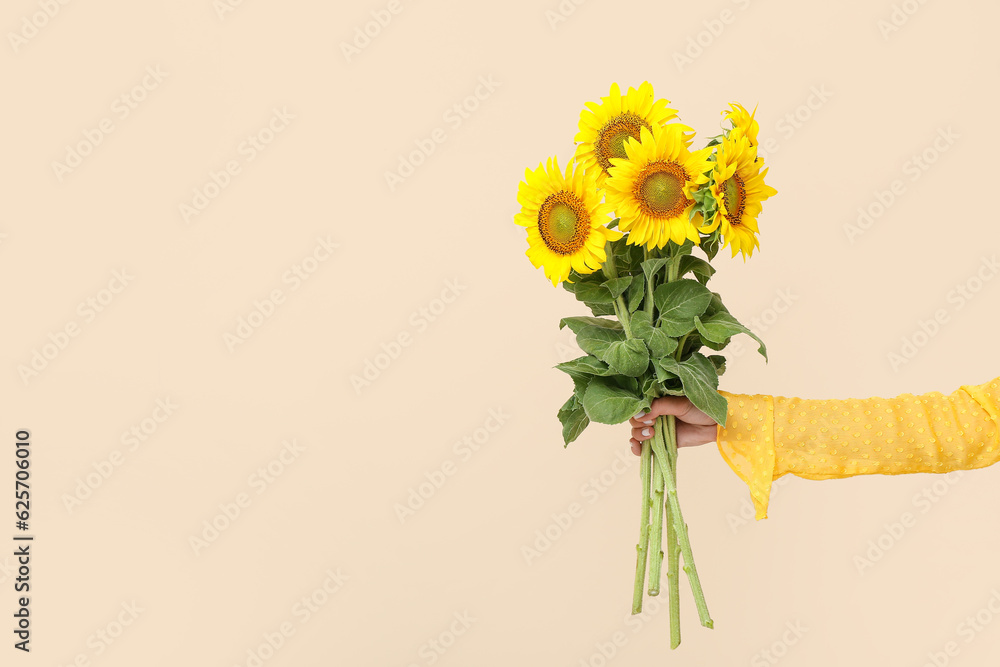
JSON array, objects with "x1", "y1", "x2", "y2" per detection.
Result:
[
  {"x1": 961, "y1": 379, "x2": 1000, "y2": 439},
  {"x1": 715, "y1": 391, "x2": 775, "y2": 520}
]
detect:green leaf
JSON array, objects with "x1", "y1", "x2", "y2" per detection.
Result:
[
  {"x1": 641, "y1": 257, "x2": 671, "y2": 289},
  {"x1": 680, "y1": 333, "x2": 704, "y2": 358},
  {"x1": 653, "y1": 361, "x2": 671, "y2": 384},
  {"x1": 631, "y1": 312, "x2": 678, "y2": 359},
  {"x1": 554, "y1": 355, "x2": 614, "y2": 378},
  {"x1": 659, "y1": 317, "x2": 696, "y2": 338},
  {"x1": 573, "y1": 281, "x2": 614, "y2": 304},
  {"x1": 578, "y1": 328, "x2": 627, "y2": 359},
  {"x1": 707, "y1": 354, "x2": 727, "y2": 377},
  {"x1": 701, "y1": 233, "x2": 722, "y2": 261},
  {"x1": 705, "y1": 292, "x2": 731, "y2": 318},
  {"x1": 553, "y1": 362, "x2": 597, "y2": 403},
  {"x1": 566, "y1": 268, "x2": 603, "y2": 285},
  {"x1": 641, "y1": 376, "x2": 661, "y2": 401},
  {"x1": 626, "y1": 272, "x2": 646, "y2": 313},
  {"x1": 585, "y1": 301, "x2": 617, "y2": 317},
  {"x1": 678, "y1": 255, "x2": 716, "y2": 286},
  {"x1": 626, "y1": 243, "x2": 646, "y2": 270},
  {"x1": 565, "y1": 271, "x2": 613, "y2": 309},
  {"x1": 581, "y1": 378, "x2": 648, "y2": 425},
  {"x1": 745, "y1": 335, "x2": 768, "y2": 362},
  {"x1": 610, "y1": 374, "x2": 639, "y2": 393},
  {"x1": 558, "y1": 396, "x2": 590, "y2": 446},
  {"x1": 656, "y1": 357, "x2": 682, "y2": 377},
  {"x1": 693, "y1": 314, "x2": 736, "y2": 344},
  {"x1": 607, "y1": 217, "x2": 619, "y2": 230},
  {"x1": 611, "y1": 239, "x2": 641, "y2": 273},
  {"x1": 694, "y1": 313, "x2": 768, "y2": 361},
  {"x1": 654, "y1": 278, "x2": 713, "y2": 323},
  {"x1": 559, "y1": 316, "x2": 622, "y2": 333},
  {"x1": 648, "y1": 329, "x2": 678, "y2": 358},
  {"x1": 603, "y1": 338, "x2": 649, "y2": 377},
  {"x1": 677, "y1": 354, "x2": 728, "y2": 426},
  {"x1": 602, "y1": 276, "x2": 632, "y2": 299},
  {"x1": 685, "y1": 352, "x2": 720, "y2": 385},
  {"x1": 653, "y1": 279, "x2": 713, "y2": 336},
  {"x1": 567, "y1": 373, "x2": 592, "y2": 400},
  {"x1": 559, "y1": 317, "x2": 626, "y2": 359},
  {"x1": 729, "y1": 317, "x2": 767, "y2": 361},
  {"x1": 699, "y1": 335, "x2": 729, "y2": 352},
  {"x1": 630, "y1": 310, "x2": 654, "y2": 341}
]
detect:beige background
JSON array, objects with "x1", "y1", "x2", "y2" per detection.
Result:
[{"x1": 2, "y1": 0, "x2": 1000, "y2": 664}]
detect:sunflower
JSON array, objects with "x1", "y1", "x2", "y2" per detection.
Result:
[
  {"x1": 721, "y1": 102, "x2": 759, "y2": 147},
  {"x1": 702, "y1": 133, "x2": 777, "y2": 260},
  {"x1": 514, "y1": 156, "x2": 622, "y2": 286},
  {"x1": 604, "y1": 125, "x2": 713, "y2": 250},
  {"x1": 575, "y1": 82, "x2": 692, "y2": 188}
]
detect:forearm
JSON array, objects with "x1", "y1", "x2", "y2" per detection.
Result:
[{"x1": 716, "y1": 377, "x2": 1000, "y2": 520}]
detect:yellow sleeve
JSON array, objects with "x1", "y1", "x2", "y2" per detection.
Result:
[{"x1": 715, "y1": 376, "x2": 1000, "y2": 521}]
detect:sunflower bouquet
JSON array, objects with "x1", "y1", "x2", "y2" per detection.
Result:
[{"x1": 514, "y1": 83, "x2": 776, "y2": 648}]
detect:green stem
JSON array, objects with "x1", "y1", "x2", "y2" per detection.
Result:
[
  {"x1": 667, "y1": 246, "x2": 682, "y2": 283},
  {"x1": 643, "y1": 246, "x2": 655, "y2": 317},
  {"x1": 665, "y1": 415, "x2": 681, "y2": 647},
  {"x1": 603, "y1": 241, "x2": 618, "y2": 278},
  {"x1": 615, "y1": 296, "x2": 632, "y2": 338},
  {"x1": 631, "y1": 438, "x2": 653, "y2": 614},
  {"x1": 649, "y1": 414, "x2": 714, "y2": 630},
  {"x1": 602, "y1": 245, "x2": 633, "y2": 339},
  {"x1": 664, "y1": 244, "x2": 689, "y2": 643},
  {"x1": 647, "y1": 454, "x2": 665, "y2": 596},
  {"x1": 675, "y1": 333, "x2": 689, "y2": 362}
]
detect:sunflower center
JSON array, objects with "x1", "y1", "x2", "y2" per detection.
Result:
[
  {"x1": 722, "y1": 174, "x2": 746, "y2": 225},
  {"x1": 538, "y1": 191, "x2": 591, "y2": 255},
  {"x1": 596, "y1": 113, "x2": 651, "y2": 171},
  {"x1": 548, "y1": 203, "x2": 578, "y2": 243},
  {"x1": 607, "y1": 132, "x2": 631, "y2": 160},
  {"x1": 641, "y1": 172, "x2": 682, "y2": 211},
  {"x1": 634, "y1": 161, "x2": 690, "y2": 218}
]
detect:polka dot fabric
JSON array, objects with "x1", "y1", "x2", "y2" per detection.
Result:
[{"x1": 715, "y1": 377, "x2": 1000, "y2": 520}]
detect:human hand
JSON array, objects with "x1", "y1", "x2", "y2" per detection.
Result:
[{"x1": 628, "y1": 396, "x2": 719, "y2": 456}]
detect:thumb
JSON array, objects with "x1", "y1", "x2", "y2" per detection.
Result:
[{"x1": 647, "y1": 396, "x2": 695, "y2": 419}]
